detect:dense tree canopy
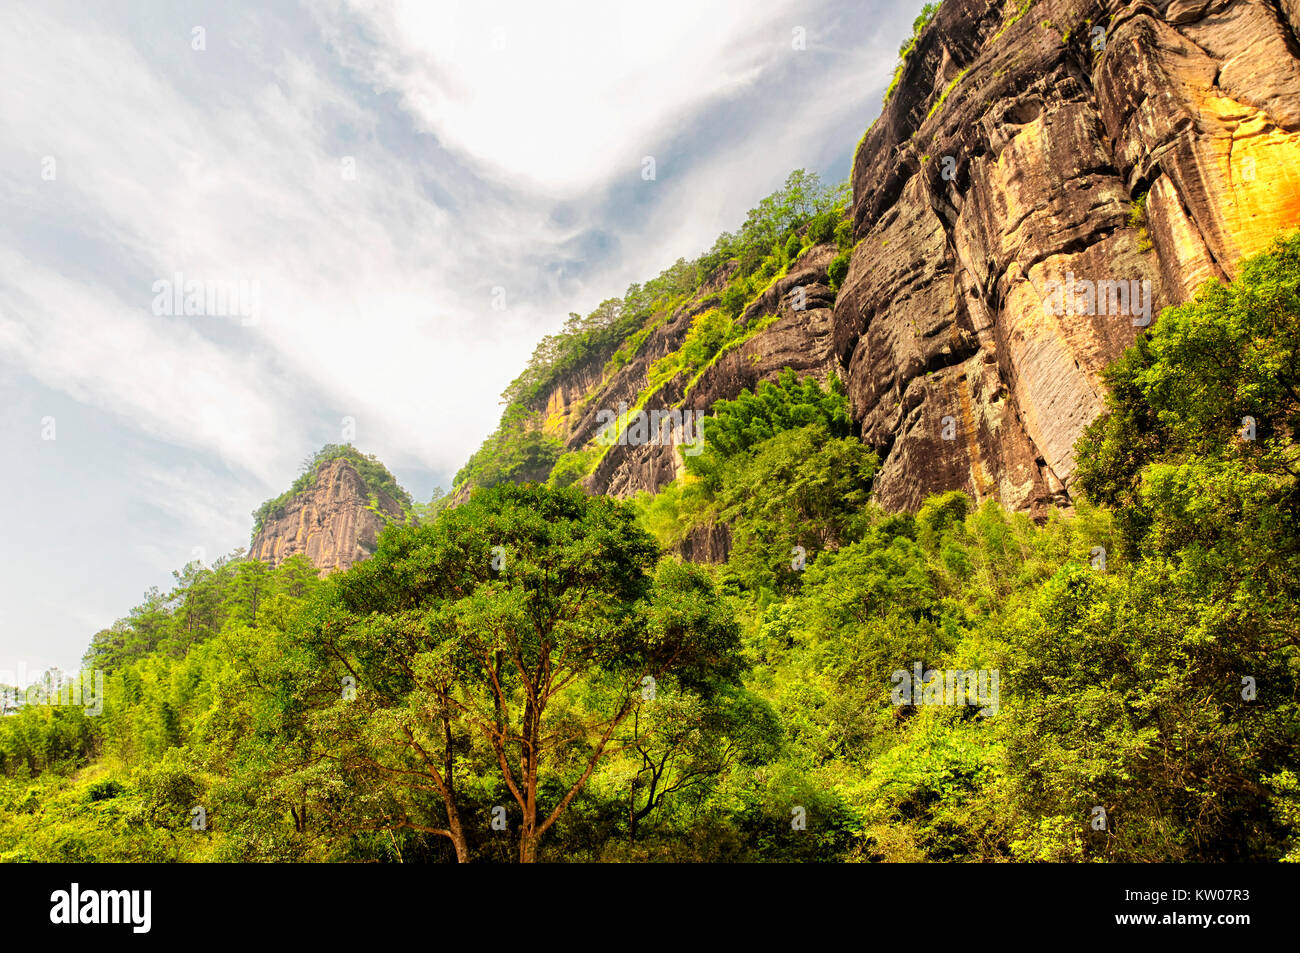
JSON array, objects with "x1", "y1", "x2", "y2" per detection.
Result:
[
  {"x1": 4, "y1": 228, "x2": 1297, "y2": 865},
  {"x1": 281, "y1": 483, "x2": 743, "y2": 861}
]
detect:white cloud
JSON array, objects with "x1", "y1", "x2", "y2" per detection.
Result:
[
  {"x1": 0, "y1": 4, "x2": 556, "y2": 485},
  {"x1": 0, "y1": 248, "x2": 293, "y2": 485},
  {"x1": 0, "y1": 0, "x2": 907, "y2": 673},
  {"x1": 315, "y1": 0, "x2": 810, "y2": 193}
]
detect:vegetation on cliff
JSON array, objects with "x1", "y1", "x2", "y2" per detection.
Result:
[
  {"x1": 454, "y1": 170, "x2": 850, "y2": 495},
  {"x1": 884, "y1": 2, "x2": 940, "y2": 105},
  {"x1": 4, "y1": 235, "x2": 1296, "y2": 861},
  {"x1": 250, "y1": 444, "x2": 414, "y2": 541}
]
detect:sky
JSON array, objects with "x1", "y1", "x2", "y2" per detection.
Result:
[{"x1": 0, "y1": 0, "x2": 921, "y2": 676}]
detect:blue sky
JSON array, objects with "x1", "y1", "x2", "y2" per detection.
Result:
[{"x1": 0, "y1": 0, "x2": 920, "y2": 675}]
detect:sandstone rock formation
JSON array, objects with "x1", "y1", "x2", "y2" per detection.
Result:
[
  {"x1": 576, "y1": 244, "x2": 844, "y2": 499},
  {"x1": 836, "y1": 0, "x2": 1300, "y2": 514},
  {"x1": 466, "y1": 0, "x2": 1300, "y2": 533},
  {"x1": 249, "y1": 458, "x2": 405, "y2": 575}
]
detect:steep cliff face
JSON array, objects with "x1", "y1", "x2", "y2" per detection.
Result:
[
  {"x1": 249, "y1": 458, "x2": 405, "y2": 575},
  {"x1": 574, "y1": 244, "x2": 843, "y2": 498},
  {"x1": 837, "y1": 0, "x2": 1300, "y2": 513},
  {"x1": 468, "y1": 0, "x2": 1300, "y2": 524}
]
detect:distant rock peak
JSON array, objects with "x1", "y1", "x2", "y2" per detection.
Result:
[{"x1": 249, "y1": 456, "x2": 406, "y2": 575}]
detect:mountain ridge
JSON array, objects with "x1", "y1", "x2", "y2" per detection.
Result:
[
  {"x1": 255, "y1": 0, "x2": 1300, "y2": 574},
  {"x1": 448, "y1": 0, "x2": 1300, "y2": 521},
  {"x1": 249, "y1": 445, "x2": 411, "y2": 575}
]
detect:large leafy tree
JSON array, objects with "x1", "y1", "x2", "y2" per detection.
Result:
[
  {"x1": 1076, "y1": 232, "x2": 1299, "y2": 559},
  {"x1": 716, "y1": 425, "x2": 878, "y2": 593},
  {"x1": 289, "y1": 483, "x2": 743, "y2": 862},
  {"x1": 1075, "y1": 233, "x2": 1300, "y2": 649}
]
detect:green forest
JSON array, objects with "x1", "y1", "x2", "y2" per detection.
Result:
[{"x1": 2, "y1": 230, "x2": 1297, "y2": 862}]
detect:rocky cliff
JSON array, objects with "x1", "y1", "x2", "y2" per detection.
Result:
[
  {"x1": 245, "y1": 2, "x2": 1300, "y2": 577},
  {"x1": 836, "y1": 0, "x2": 1300, "y2": 513},
  {"x1": 577, "y1": 244, "x2": 844, "y2": 498},
  {"x1": 510, "y1": 0, "x2": 1300, "y2": 520},
  {"x1": 249, "y1": 457, "x2": 406, "y2": 575}
]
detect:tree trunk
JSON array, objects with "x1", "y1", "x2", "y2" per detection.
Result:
[
  {"x1": 447, "y1": 805, "x2": 470, "y2": 863},
  {"x1": 518, "y1": 691, "x2": 540, "y2": 862},
  {"x1": 519, "y1": 832, "x2": 538, "y2": 863}
]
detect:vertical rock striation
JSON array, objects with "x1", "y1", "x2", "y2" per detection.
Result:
[
  {"x1": 249, "y1": 458, "x2": 405, "y2": 575},
  {"x1": 836, "y1": 0, "x2": 1300, "y2": 514}
]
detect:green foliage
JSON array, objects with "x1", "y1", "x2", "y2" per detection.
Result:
[
  {"x1": 410, "y1": 486, "x2": 450, "y2": 525},
  {"x1": 992, "y1": 0, "x2": 1037, "y2": 43},
  {"x1": 696, "y1": 170, "x2": 849, "y2": 329},
  {"x1": 740, "y1": 493, "x2": 1115, "y2": 861},
  {"x1": 507, "y1": 292, "x2": 680, "y2": 412},
  {"x1": 828, "y1": 251, "x2": 851, "y2": 291},
  {"x1": 884, "y1": 2, "x2": 940, "y2": 105},
  {"x1": 454, "y1": 404, "x2": 565, "y2": 489},
  {"x1": 459, "y1": 170, "x2": 849, "y2": 493},
  {"x1": 1128, "y1": 193, "x2": 1152, "y2": 252},
  {"x1": 1036, "y1": 231, "x2": 1300, "y2": 859},
  {"x1": 81, "y1": 553, "x2": 321, "y2": 672},
  {"x1": 697, "y1": 170, "x2": 847, "y2": 285},
  {"x1": 927, "y1": 67, "x2": 969, "y2": 119},
  {"x1": 1000, "y1": 558, "x2": 1296, "y2": 860},
  {"x1": 0, "y1": 552, "x2": 329, "y2": 862},
  {"x1": 0, "y1": 702, "x2": 99, "y2": 778},
  {"x1": 9, "y1": 231, "x2": 1300, "y2": 865},
  {"x1": 629, "y1": 477, "x2": 716, "y2": 551},
  {"x1": 834, "y1": 218, "x2": 855, "y2": 252},
  {"x1": 807, "y1": 209, "x2": 839, "y2": 245},
  {"x1": 283, "y1": 483, "x2": 746, "y2": 861},
  {"x1": 1077, "y1": 230, "x2": 1300, "y2": 562},
  {"x1": 547, "y1": 447, "x2": 600, "y2": 489},
  {"x1": 685, "y1": 368, "x2": 852, "y2": 487},
  {"x1": 643, "y1": 371, "x2": 874, "y2": 594},
  {"x1": 717, "y1": 425, "x2": 879, "y2": 593},
  {"x1": 647, "y1": 308, "x2": 733, "y2": 393}
]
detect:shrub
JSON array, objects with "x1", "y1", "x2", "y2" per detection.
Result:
[
  {"x1": 548, "y1": 448, "x2": 599, "y2": 489},
  {"x1": 86, "y1": 778, "x2": 125, "y2": 802},
  {"x1": 720, "y1": 281, "x2": 750, "y2": 319},
  {"x1": 807, "y1": 210, "x2": 838, "y2": 245},
  {"x1": 834, "y1": 218, "x2": 855, "y2": 251},
  {"x1": 1128, "y1": 193, "x2": 1152, "y2": 252},
  {"x1": 828, "y1": 251, "x2": 851, "y2": 291}
]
